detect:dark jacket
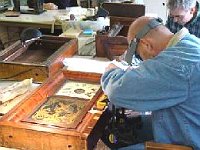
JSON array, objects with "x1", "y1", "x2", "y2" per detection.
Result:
[
  {"x1": 27, "y1": 0, "x2": 78, "y2": 9},
  {"x1": 44, "y1": 0, "x2": 78, "y2": 9}
]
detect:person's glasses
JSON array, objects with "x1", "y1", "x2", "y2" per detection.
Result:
[
  {"x1": 130, "y1": 37, "x2": 143, "y2": 61},
  {"x1": 134, "y1": 39, "x2": 143, "y2": 61}
]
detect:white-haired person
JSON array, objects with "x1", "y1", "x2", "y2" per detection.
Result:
[{"x1": 166, "y1": 0, "x2": 200, "y2": 37}]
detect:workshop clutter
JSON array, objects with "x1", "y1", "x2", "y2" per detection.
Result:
[{"x1": 61, "y1": 17, "x2": 110, "y2": 33}]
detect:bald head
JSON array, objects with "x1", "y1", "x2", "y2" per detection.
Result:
[
  {"x1": 127, "y1": 16, "x2": 174, "y2": 60},
  {"x1": 127, "y1": 17, "x2": 171, "y2": 43},
  {"x1": 127, "y1": 17, "x2": 154, "y2": 43}
]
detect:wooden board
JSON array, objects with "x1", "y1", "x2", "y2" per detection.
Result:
[
  {"x1": 102, "y1": 3, "x2": 145, "y2": 18},
  {"x1": 0, "y1": 70, "x2": 109, "y2": 150},
  {"x1": 0, "y1": 36, "x2": 78, "y2": 82}
]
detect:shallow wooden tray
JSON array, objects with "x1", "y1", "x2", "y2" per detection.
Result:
[{"x1": 0, "y1": 36, "x2": 78, "y2": 82}]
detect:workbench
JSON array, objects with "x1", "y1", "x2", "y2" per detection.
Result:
[
  {"x1": 0, "y1": 55, "x2": 111, "y2": 150},
  {"x1": 0, "y1": 7, "x2": 90, "y2": 48}
]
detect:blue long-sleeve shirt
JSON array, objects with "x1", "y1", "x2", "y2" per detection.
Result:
[{"x1": 101, "y1": 29, "x2": 200, "y2": 149}]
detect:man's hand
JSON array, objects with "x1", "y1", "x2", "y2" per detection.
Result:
[
  {"x1": 104, "y1": 59, "x2": 131, "y2": 72},
  {"x1": 105, "y1": 63, "x2": 119, "y2": 72},
  {"x1": 43, "y1": 3, "x2": 58, "y2": 10}
]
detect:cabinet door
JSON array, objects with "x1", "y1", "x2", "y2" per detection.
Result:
[{"x1": 144, "y1": 0, "x2": 167, "y2": 23}]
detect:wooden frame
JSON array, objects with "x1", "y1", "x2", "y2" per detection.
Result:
[
  {"x1": 0, "y1": 70, "x2": 109, "y2": 150},
  {"x1": 0, "y1": 35, "x2": 78, "y2": 82}
]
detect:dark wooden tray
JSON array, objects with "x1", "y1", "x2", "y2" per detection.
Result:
[{"x1": 0, "y1": 35, "x2": 78, "y2": 82}]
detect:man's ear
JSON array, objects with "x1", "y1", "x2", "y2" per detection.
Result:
[
  {"x1": 140, "y1": 38, "x2": 157, "y2": 59},
  {"x1": 137, "y1": 38, "x2": 154, "y2": 60},
  {"x1": 190, "y1": 7, "x2": 196, "y2": 14},
  {"x1": 140, "y1": 38, "x2": 153, "y2": 52}
]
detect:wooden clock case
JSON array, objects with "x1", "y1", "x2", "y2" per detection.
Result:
[{"x1": 0, "y1": 70, "x2": 109, "y2": 150}]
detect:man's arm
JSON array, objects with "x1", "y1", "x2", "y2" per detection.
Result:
[{"x1": 101, "y1": 59, "x2": 188, "y2": 112}]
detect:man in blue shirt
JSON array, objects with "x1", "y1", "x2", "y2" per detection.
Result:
[
  {"x1": 101, "y1": 16, "x2": 200, "y2": 149},
  {"x1": 166, "y1": 0, "x2": 200, "y2": 38}
]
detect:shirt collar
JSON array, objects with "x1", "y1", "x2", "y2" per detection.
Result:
[{"x1": 167, "y1": 27, "x2": 189, "y2": 47}]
